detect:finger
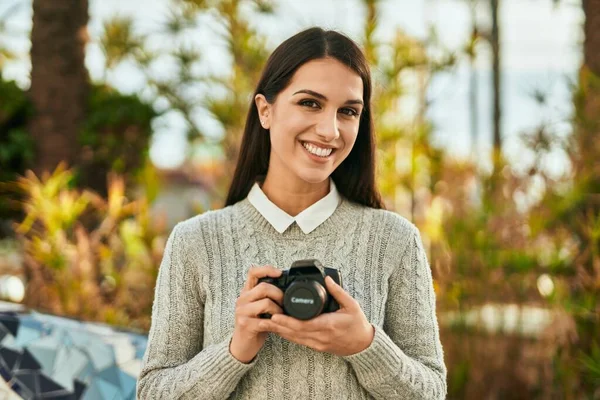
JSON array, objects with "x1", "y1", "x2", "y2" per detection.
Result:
[
  {"x1": 267, "y1": 324, "x2": 325, "y2": 352},
  {"x1": 269, "y1": 313, "x2": 324, "y2": 333},
  {"x1": 243, "y1": 265, "x2": 282, "y2": 291},
  {"x1": 239, "y1": 282, "x2": 285, "y2": 306},
  {"x1": 240, "y1": 298, "x2": 283, "y2": 318},
  {"x1": 261, "y1": 318, "x2": 311, "y2": 342},
  {"x1": 272, "y1": 312, "x2": 334, "y2": 333},
  {"x1": 325, "y1": 276, "x2": 356, "y2": 310}
]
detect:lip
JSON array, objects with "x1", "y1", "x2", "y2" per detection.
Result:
[
  {"x1": 299, "y1": 141, "x2": 335, "y2": 163},
  {"x1": 300, "y1": 140, "x2": 337, "y2": 150}
]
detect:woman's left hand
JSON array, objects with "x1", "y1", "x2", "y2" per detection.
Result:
[{"x1": 260, "y1": 276, "x2": 375, "y2": 356}]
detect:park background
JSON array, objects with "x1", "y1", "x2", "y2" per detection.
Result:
[{"x1": 0, "y1": 0, "x2": 599, "y2": 398}]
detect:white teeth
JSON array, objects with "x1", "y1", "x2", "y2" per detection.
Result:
[{"x1": 302, "y1": 142, "x2": 332, "y2": 157}]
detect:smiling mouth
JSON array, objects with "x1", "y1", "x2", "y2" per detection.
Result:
[{"x1": 300, "y1": 141, "x2": 337, "y2": 158}]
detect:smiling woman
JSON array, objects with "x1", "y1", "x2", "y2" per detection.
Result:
[
  {"x1": 137, "y1": 27, "x2": 447, "y2": 400},
  {"x1": 224, "y1": 27, "x2": 382, "y2": 216}
]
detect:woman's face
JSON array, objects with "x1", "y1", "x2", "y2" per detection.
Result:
[{"x1": 255, "y1": 57, "x2": 364, "y2": 186}]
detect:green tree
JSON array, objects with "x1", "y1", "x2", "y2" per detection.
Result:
[
  {"x1": 97, "y1": 0, "x2": 272, "y2": 205},
  {"x1": 504, "y1": 0, "x2": 600, "y2": 396},
  {"x1": 550, "y1": 0, "x2": 600, "y2": 395},
  {"x1": 361, "y1": 0, "x2": 454, "y2": 219}
]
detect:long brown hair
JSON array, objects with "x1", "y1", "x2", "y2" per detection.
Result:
[{"x1": 224, "y1": 27, "x2": 385, "y2": 210}]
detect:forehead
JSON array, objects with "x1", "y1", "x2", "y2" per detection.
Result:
[{"x1": 285, "y1": 58, "x2": 363, "y2": 101}]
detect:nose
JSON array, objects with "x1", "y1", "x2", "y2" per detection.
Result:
[{"x1": 315, "y1": 111, "x2": 340, "y2": 142}]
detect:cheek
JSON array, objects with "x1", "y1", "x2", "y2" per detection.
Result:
[
  {"x1": 269, "y1": 128, "x2": 299, "y2": 158},
  {"x1": 286, "y1": 112, "x2": 310, "y2": 127},
  {"x1": 341, "y1": 127, "x2": 359, "y2": 152},
  {"x1": 271, "y1": 116, "x2": 311, "y2": 147}
]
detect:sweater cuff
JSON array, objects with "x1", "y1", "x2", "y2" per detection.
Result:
[
  {"x1": 342, "y1": 324, "x2": 406, "y2": 385},
  {"x1": 189, "y1": 333, "x2": 257, "y2": 392}
]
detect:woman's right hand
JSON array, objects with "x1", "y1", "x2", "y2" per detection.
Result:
[{"x1": 229, "y1": 265, "x2": 284, "y2": 364}]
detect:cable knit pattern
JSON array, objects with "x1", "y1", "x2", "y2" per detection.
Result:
[{"x1": 136, "y1": 197, "x2": 447, "y2": 399}]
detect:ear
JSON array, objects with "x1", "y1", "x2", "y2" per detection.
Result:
[{"x1": 255, "y1": 94, "x2": 271, "y2": 129}]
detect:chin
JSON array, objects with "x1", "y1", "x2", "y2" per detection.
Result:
[{"x1": 295, "y1": 170, "x2": 331, "y2": 184}]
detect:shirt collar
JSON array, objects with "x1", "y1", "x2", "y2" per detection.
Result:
[{"x1": 247, "y1": 178, "x2": 341, "y2": 234}]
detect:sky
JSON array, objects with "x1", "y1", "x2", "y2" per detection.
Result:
[{"x1": 0, "y1": 0, "x2": 584, "y2": 177}]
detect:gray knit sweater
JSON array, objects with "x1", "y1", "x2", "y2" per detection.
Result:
[{"x1": 136, "y1": 197, "x2": 447, "y2": 399}]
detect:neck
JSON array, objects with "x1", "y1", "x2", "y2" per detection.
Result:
[{"x1": 260, "y1": 175, "x2": 330, "y2": 217}]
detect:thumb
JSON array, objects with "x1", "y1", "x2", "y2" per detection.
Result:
[{"x1": 325, "y1": 276, "x2": 355, "y2": 310}]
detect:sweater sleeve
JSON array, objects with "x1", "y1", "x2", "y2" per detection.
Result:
[
  {"x1": 342, "y1": 224, "x2": 447, "y2": 399},
  {"x1": 136, "y1": 223, "x2": 256, "y2": 400}
]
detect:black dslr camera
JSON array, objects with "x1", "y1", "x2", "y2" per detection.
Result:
[{"x1": 257, "y1": 259, "x2": 343, "y2": 320}]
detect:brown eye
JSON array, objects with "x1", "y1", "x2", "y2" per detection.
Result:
[
  {"x1": 299, "y1": 99, "x2": 320, "y2": 108},
  {"x1": 340, "y1": 108, "x2": 359, "y2": 117}
]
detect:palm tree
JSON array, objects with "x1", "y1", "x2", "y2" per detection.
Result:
[{"x1": 27, "y1": 0, "x2": 89, "y2": 175}]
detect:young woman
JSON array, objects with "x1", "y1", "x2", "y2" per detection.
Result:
[{"x1": 137, "y1": 27, "x2": 447, "y2": 399}]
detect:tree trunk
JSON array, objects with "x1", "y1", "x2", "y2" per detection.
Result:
[
  {"x1": 584, "y1": 0, "x2": 600, "y2": 75},
  {"x1": 577, "y1": 0, "x2": 600, "y2": 188},
  {"x1": 490, "y1": 0, "x2": 502, "y2": 176},
  {"x1": 469, "y1": 1, "x2": 479, "y2": 159},
  {"x1": 28, "y1": 0, "x2": 89, "y2": 175}
]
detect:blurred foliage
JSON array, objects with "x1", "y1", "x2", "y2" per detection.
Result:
[
  {"x1": 95, "y1": 0, "x2": 290, "y2": 205},
  {"x1": 77, "y1": 84, "x2": 158, "y2": 196},
  {"x1": 0, "y1": 79, "x2": 34, "y2": 232},
  {"x1": 13, "y1": 163, "x2": 167, "y2": 332},
  {"x1": 0, "y1": 80, "x2": 157, "y2": 232},
  {"x1": 99, "y1": 16, "x2": 145, "y2": 73},
  {"x1": 431, "y1": 60, "x2": 600, "y2": 399},
  {"x1": 362, "y1": 0, "x2": 454, "y2": 215},
  {"x1": 529, "y1": 65, "x2": 600, "y2": 397},
  {"x1": 410, "y1": 1, "x2": 599, "y2": 398}
]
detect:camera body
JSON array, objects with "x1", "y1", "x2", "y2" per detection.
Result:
[{"x1": 257, "y1": 259, "x2": 343, "y2": 320}]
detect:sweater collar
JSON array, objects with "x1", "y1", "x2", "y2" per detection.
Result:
[{"x1": 246, "y1": 178, "x2": 341, "y2": 234}]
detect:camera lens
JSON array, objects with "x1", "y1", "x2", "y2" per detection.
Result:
[{"x1": 283, "y1": 280, "x2": 327, "y2": 320}]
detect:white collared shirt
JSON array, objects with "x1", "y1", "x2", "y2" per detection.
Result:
[{"x1": 247, "y1": 178, "x2": 341, "y2": 234}]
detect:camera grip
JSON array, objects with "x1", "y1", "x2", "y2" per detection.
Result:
[{"x1": 257, "y1": 277, "x2": 277, "y2": 285}]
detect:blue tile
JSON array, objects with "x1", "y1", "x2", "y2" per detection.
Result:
[
  {"x1": 26, "y1": 344, "x2": 57, "y2": 372},
  {"x1": 117, "y1": 370, "x2": 136, "y2": 396},
  {"x1": 51, "y1": 347, "x2": 91, "y2": 391},
  {"x1": 84, "y1": 342, "x2": 115, "y2": 371},
  {"x1": 86, "y1": 379, "x2": 120, "y2": 400},
  {"x1": 96, "y1": 366, "x2": 121, "y2": 389},
  {"x1": 14, "y1": 326, "x2": 42, "y2": 347},
  {"x1": 76, "y1": 362, "x2": 96, "y2": 384}
]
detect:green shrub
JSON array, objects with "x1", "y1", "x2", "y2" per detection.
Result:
[{"x1": 14, "y1": 163, "x2": 167, "y2": 332}]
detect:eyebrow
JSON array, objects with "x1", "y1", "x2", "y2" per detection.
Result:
[{"x1": 292, "y1": 89, "x2": 364, "y2": 106}]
